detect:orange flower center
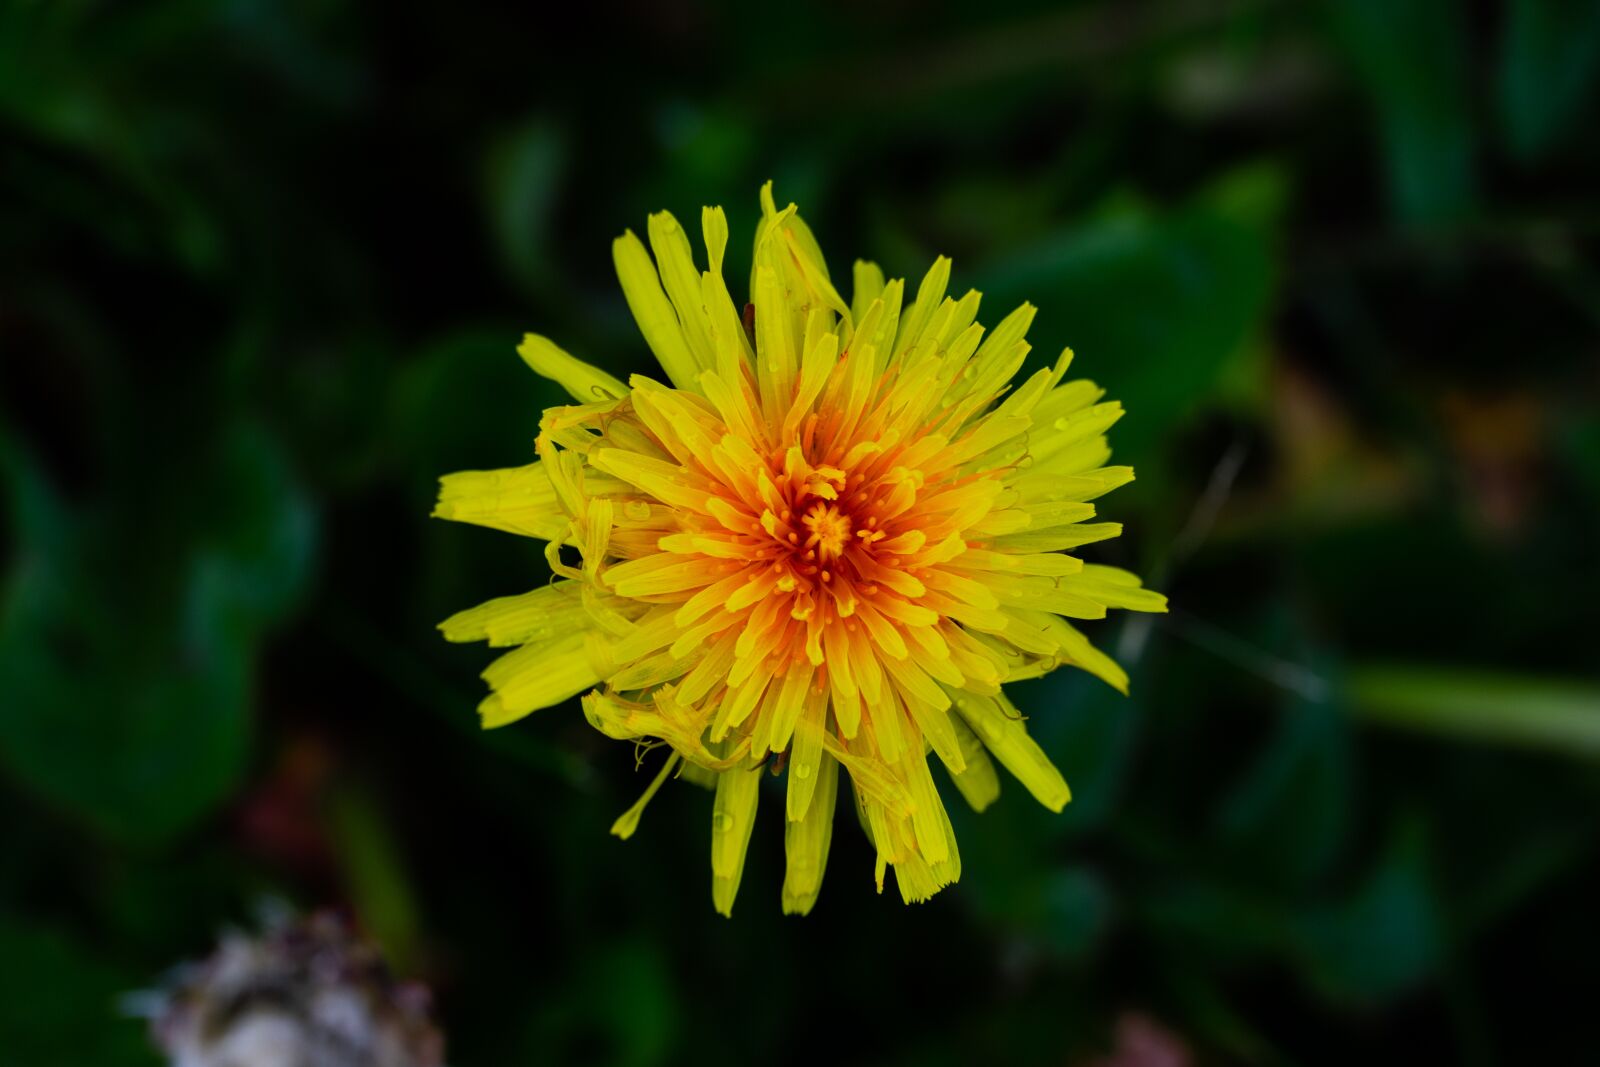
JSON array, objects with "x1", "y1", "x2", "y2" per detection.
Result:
[{"x1": 801, "y1": 502, "x2": 853, "y2": 562}]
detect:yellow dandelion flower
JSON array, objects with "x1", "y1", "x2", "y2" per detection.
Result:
[{"x1": 435, "y1": 184, "x2": 1167, "y2": 914}]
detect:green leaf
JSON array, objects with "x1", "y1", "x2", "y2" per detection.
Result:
[
  {"x1": 1136, "y1": 879, "x2": 1289, "y2": 969},
  {"x1": 960, "y1": 841, "x2": 1113, "y2": 964},
  {"x1": 972, "y1": 170, "x2": 1276, "y2": 466},
  {"x1": 1349, "y1": 664, "x2": 1600, "y2": 757},
  {"x1": 955, "y1": 665, "x2": 1141, "y2": 956},
  {"x1": 1290, "y1": 820, "x2": 1441, "y2": 1006},
  {"x1": 0, "y1": 424, "x2": 313, "y2": 844},
  {"x1": 326, "y1": 781, "x2": 423, "y2": 974},
  {"x1": 0, "y1": 914, "x2": 156, "y2": 1067},
  {"x1": 517, "y1": 941, "x2": 679, "y2": 1067},
  {"x1": 1497, "y1": 0, "x2": 1600, "y2": 162},
  {"x1": 1559, "y1": 413, "x2": 1600, "y2": 498},
  {"x1": 194, "y1": 423, "x2": 316, "y2": 631},
  {"x1": 1331, "y1": 0, "x2": 1477, "y2": 225},
  {"x1": 390, "y1": 329, "x2": 569, "y2": 491},
  {"x1": 487, "y1": 116, "x2": 568, "y2": 294},
  {"x1": 1214, "y1": 658, "x2": 1351, "y2": 890},
  {"x1": 1034, "y1": 866, "x2": 1113, "y2": 963},
  {"x1": 1021, "y1": 669, "x2": 1141, "y2": 836}
]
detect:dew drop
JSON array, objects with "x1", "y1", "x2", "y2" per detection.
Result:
[
  {"x1": 712, "y1": 812, "x2": 735, "y2": 832},
  {"x1": 793, "y1": 762, "x2": 814, "y2": 781}
]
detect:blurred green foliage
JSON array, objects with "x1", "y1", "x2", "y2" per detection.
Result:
[{"x1": 2, "y1": 1, "x2": 1598, "y2": 1064}]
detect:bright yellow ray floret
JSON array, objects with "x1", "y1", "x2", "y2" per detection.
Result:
[{"x1": 435, "y1": 183, "x2": 1166, "y2": 915}]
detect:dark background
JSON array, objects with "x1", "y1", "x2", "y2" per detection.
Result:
[{"x1": 3, "y1": 0, "x2": 1599, "y2": 1063}]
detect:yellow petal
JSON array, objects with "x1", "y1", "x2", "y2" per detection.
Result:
[
  {"x1": 781, "y1": 752, "x2": 838, "y2": 915},
  {"x1": 785, "y1": 697, "x2": 828, "y2": 822},
  {"x1": 752, "y1": 263, "x2": 797, "y2": 418},
  {"x1": 438, "y1": 580, "x2": 588, "y2": 647},
  {"x1": 947, "y1": 688, "x2": 1072, "y2": 812},
  {"x1": 701, "y1": 206, "x2": 754, "y2": 365},
  {"x1": 517, "y1": 333, "x2": 627, "y2": 402},
  {"x1": 711, "y1": 764, "x2": 762, "y2": 916},
  {"x1": 851, "y1": 259, "x2": 885, "y2": 322},
  {"x1": 611, "y1": 752, "x2": 680, "y2": 840},
  {"x1": 479, "y1": 631, "x2": 603, "y2": 728},
  {"x1": 613, "y1": 229, "x2": 702, "y2": 391},
  {"x1": 893, "y1": 255, "x2": 950, "y2": 360},
  {"x1": 647, "y1": 211, "x2": 717, "y2": 369},
  {"x1": 432, "y1": 464, "x2": 568, "y2": 541},
  {"x1": 940, "y1": 713, "x2": 1002, "y2": 812}
]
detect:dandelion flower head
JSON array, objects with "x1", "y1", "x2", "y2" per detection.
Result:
[{"x1": 435, "y1": 184, "x2": 1166, "y2": 914}]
